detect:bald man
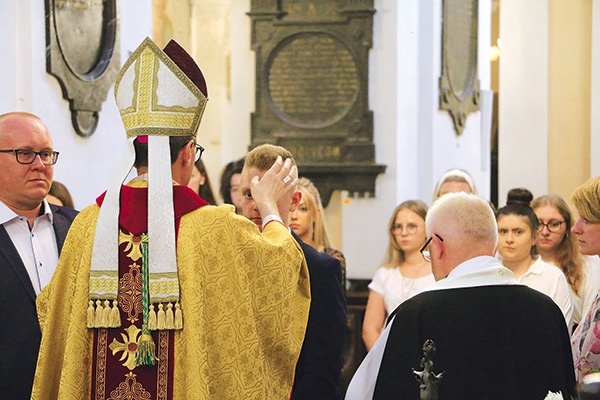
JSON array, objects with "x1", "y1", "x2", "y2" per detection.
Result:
[
  {"x1": 346, "y1": 192, "x2": 575, "y2": 400},
  {"x1": 0, "y1": 112, "x2": 78, "y2": 399}
]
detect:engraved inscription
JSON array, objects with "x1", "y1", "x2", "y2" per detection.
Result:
[
  {"x1": 267, "y1": 33, "x2": 359, "y2": 128},
  {"x1": 285, "y1": 144, "x2": 341, "y2": 162},
  {"x1": 284, "y1": 1, "x2": 338, "y2": 17}
]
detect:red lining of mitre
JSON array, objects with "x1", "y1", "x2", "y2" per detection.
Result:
[{"x1": 163, "y1": 40, "x2": 208, "y2": 98}]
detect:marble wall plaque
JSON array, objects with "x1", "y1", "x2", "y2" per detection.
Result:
[{"x1": 46, "y1": 0, "x2": 120, "y2": 136}]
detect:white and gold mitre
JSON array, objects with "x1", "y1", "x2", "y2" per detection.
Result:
[
  {"x1": 114, "y1": 37, "x2": 208, "y2": 138},
  {"x1": 89, "y1": 38, "x2": 209, "y2": 334}
]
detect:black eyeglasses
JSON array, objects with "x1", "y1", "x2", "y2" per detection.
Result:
[
  {"x1": 538, "y1": 220, "x2": 565, "y2": 233},
  {"x1": 0, "y1": 149, "x2": 59, "y2": 165},
  {"x1": 420, "y1": 233, "x2": 444, "y2": 262},
  {"x1": 179, "y1": 140, "x2": 204, "y2": 163},
  {"x1": 194, "y1": 143, "x2": 204, "y2": 162}
]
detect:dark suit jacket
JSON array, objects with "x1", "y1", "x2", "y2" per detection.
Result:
[
  {"x1": 374, "y1": 285, "x2": 576, "y2": 399},
  {"x1": 291, "y1": 232, "x2": 347, "y2": 400},
  {"x1": 0, "y1": 204, "x2": 78, "y2": 400}
]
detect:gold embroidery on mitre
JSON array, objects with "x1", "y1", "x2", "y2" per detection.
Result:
[{"x1": 114, "y1": 37, "x2": 207, "y2": 139}]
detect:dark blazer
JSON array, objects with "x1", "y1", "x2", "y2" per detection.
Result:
[
  {"x1": 374, "y1": 285, "x2": 576, "y2": 399},
  {"x1": 291, "y1": 232, "x2": 347, "y2": 400},
  {"x1": 0, "y1": 204, "x2": 78, "y2": 400}
]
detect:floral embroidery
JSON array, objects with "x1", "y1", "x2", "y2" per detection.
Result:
[
  {"x1": 119, "y1": 262, "x2": 143, "y2": 323},
  {"x1": 109, "y1": 325, "x2": 141, "y2": 371},
  {"x1": 119, "y1": 232, "x2": 148, "y2": 262},
  {"x1": 108, "y1": 372, "x2": 151, "y2": 400}
]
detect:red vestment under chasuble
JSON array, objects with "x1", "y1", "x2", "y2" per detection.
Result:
[
  {"x1": 32, "y1": 182, "x2": 311, "y2": 399},
  {"x1": 91, "y1": 184, "x2": 204, "y2": 399}
]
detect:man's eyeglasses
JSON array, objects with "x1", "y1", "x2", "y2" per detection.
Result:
[
  {"x1": 0, "y1": 149, "x2": 59, "y2": 165},
  {"x1": 420, "y1": 233, "x2": 444, "y2": 262},
  {"x1": 194, "y1": 143, "x2": 204, "y2": 162},
  {"x1": 538, "y1": 219, "x2": 565, "y2": 233},
  {"x1": 390, "y1": 223, "x2": 419, "y2": 235}
]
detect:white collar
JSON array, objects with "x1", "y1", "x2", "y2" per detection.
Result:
[{"x1": 424, "y1": 256, "x2": 521, "y2": 292}]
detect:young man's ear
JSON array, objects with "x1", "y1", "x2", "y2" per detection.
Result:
[{"x1": 289, "y1": 191, "x2": 302, "y2": 212}]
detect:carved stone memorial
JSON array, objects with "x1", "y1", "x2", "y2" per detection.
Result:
[
  {"x1": 45, "y1": 0, "x2": 120, "y2": 136},
  {"x1": 248, "y1": 0, "x2": 386, "y2": 206},
  {"x1": 439, "y1": 0, "x2": 480, "y2": 136}
]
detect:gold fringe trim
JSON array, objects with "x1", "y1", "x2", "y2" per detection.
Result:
[
  {"x1": 86, "y1": 300, "x2": 183, "y2": 330},
  {"x1": 165, "y1": 302, "x2": 174, "y2": 330},
  {"x1": 148, "y1": 304, "x2": 157, "y2": 330},
  {"x1": 157, "y1": 304, "x2": 166, "y2": 330},
  {"x1": 174, "y1": 302, "x2": 183, "y2": 329},
  {"x1": 87, "y1": 299, "x2": 122, "y2": 329}
]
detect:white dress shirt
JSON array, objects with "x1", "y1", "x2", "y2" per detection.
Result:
[{"x1": 0, "y1": 199, "x2": 58, "y2": 294}]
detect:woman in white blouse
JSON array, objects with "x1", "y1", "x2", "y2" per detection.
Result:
[
  {"x1": 362, "y1": 200, "x2": 435, "y2": 351},
  {"x1": 496, "y1": 188, "x2": 573, "y2": 327}
]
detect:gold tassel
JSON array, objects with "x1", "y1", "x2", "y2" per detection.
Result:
[
  {"x1": 174, "y1": 302, "x2": 183, "y2": 330},
  {"x1": 165, "y1": 302, "x2": 174, "y2": 330},
  {"x1": 87, "y1": 300, "x2": 95, "y2": 328},
  {"x1": 157, "y1": 303, "x2": 166, "y2": 330},
  {"x1": 136, "y1": 333, "x2": 157, "y2": 366},
  {"x1": 110, "y1": 300, "x2": 121, "y2": 327},
  {"x1": 93, "y1": 299, "x2": 103, "y2": 328},
  {"x1": 149, "y1": 304, "x2": 157, "y2": 330},
  {"x1": 101, "y1": 300, "x2": 111, "y2": 327}
]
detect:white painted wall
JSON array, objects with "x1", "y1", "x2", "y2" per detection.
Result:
[
  {"x1": 343, "y1": 0, "x2": 492, "y2": 279},
  {"x1": 0, "y1": 1, "x2": 153, "y2": 209},
  {"x1": 592, "y1": 0, "x2": 600, "y2": 177},
  {"x1": 498, "y1": 0, "x2": 548, "y2": 205}
]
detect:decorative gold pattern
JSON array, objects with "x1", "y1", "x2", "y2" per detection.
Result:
[
  {"x1": 96, "y1": 329, "x2": 108, "y2": 400},
  {"x1": 114, "y1": 37, "x2": 207, "y2": 139},
  {"x1": 119, "y1": 232, "x2": 148, "y2": 262},
  {"x1": 157, "y1": 331, "x2": 169, "y2": 400},
  {"x1": 109, "y1": 325, "x2": 142, "y2": 370},
  {"x1": 32, "y1": 204, "x2": 310, "y2": 399},
  {"x1": 119, "y1": 261, "x2": 143, "y2": 323},
  {"x1": 108, "y1": 372, "x2": 151, "y2": 400}
]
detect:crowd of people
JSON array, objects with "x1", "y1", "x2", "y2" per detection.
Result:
[{"x1": 4, "y1": 36, "x2": 600, "y2": 400}]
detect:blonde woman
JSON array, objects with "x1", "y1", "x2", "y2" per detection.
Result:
[
  {"x1": 571, "y1": 176, "x2": 600, "y2": 381},
  {"x1": 362, "y1": 200, "x2": 435, "y2": 350},
  {"x1": 532, "y1": 193, "x2": 600, "y2": 328},
  {"x1": 289, "y1": 177, "x2": 346, "y2": 288}
]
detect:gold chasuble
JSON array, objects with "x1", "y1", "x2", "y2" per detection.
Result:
[{"x1": 32, "y1": 185, "x2": 310, "y2": 399}]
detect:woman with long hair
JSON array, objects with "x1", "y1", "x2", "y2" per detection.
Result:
[
  {"x1": 496, "y1": 188, "x2": 572, "y2": 326},
  {"x1": 362, "y1": 200, "x2": 435, "y2": 351},
  {"x1": 532, "y1": 193, "x2": 600, "y2": 328},
  {"x1": 188, "y1": 159, "x2": 217, "y2": 204},
  {"x1": 289, "y1": 177, "x2": 346, "y2": 288}
]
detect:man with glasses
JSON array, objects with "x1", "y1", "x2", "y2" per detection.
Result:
[
  {"x1": 33, "y1": 39, "x2": 310, "y2": 399},
  {"x1": 0, "y1": 112, "x2": 78, "y2": 399},
  {"x1": 346, "y1": 192, "x2": 575, "y2": 400}
]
